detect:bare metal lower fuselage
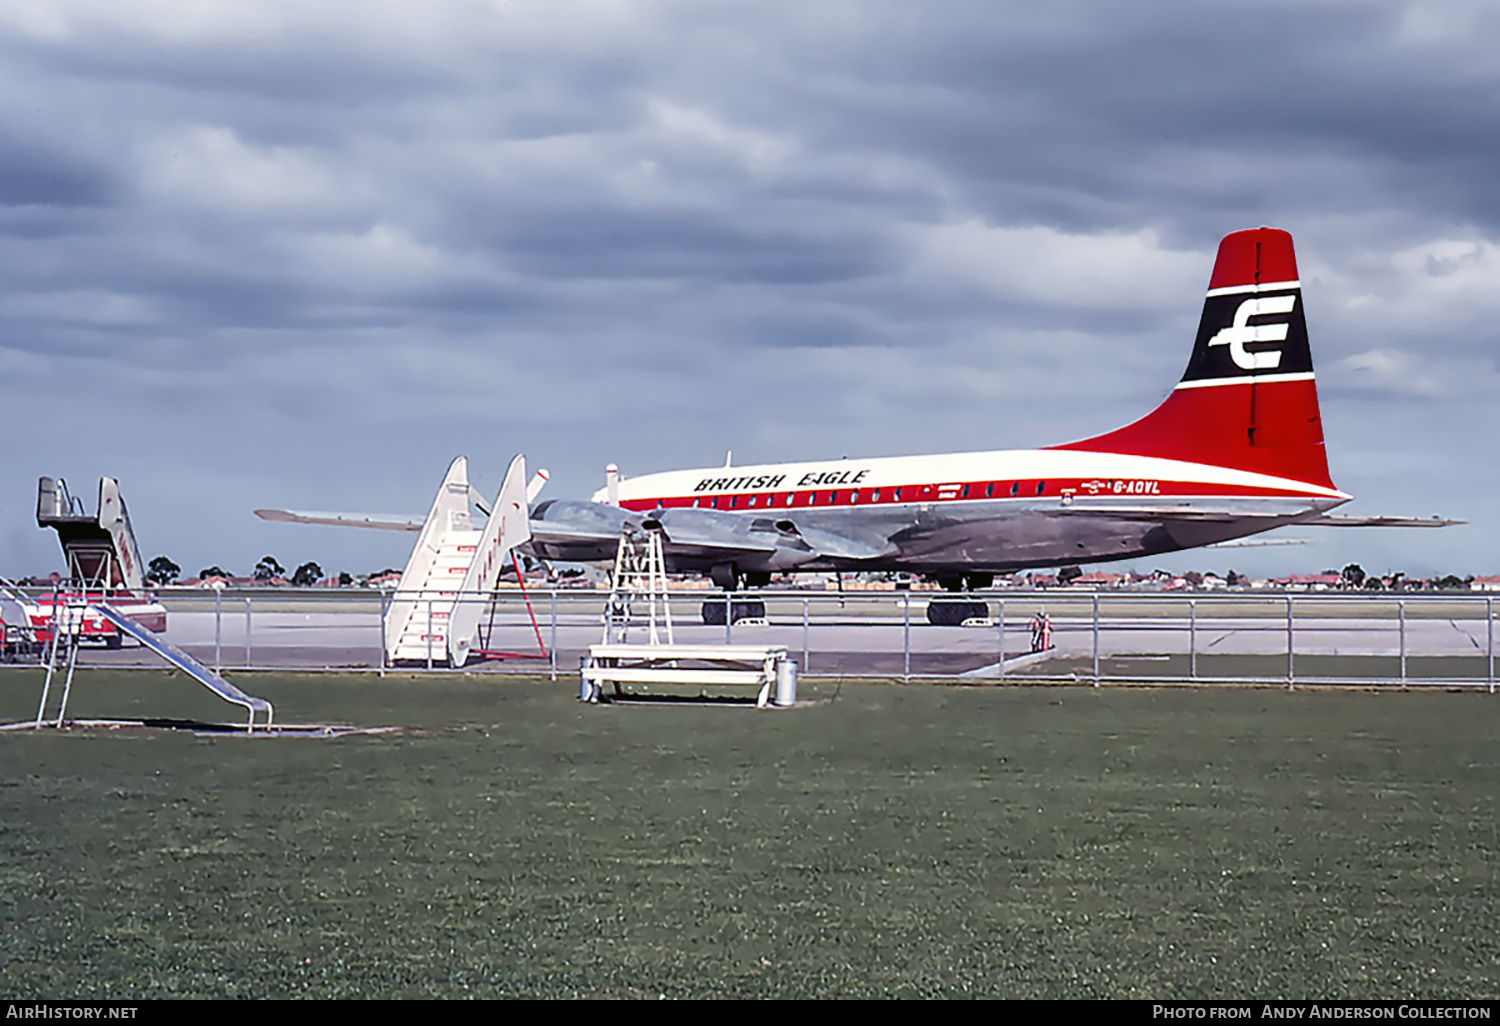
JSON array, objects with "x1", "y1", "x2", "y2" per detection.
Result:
[{"x1": 528, "y1": 494, "x2": 1344, "y2": 577}]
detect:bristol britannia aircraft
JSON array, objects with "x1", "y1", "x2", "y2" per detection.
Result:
[{"x1": 258, "y1": 227, "x2": 1451, "y2": 596}]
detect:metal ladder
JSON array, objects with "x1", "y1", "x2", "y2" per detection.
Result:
[{"x1": 601, "y1": 528, "x2": 675, "y2": 646}]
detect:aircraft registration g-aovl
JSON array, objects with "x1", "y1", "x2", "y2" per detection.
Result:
[{"x1": 258, "y1": 228, "x2": 1456, "y2": 594}]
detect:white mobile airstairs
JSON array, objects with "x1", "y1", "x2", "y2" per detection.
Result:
[{"x1": 383, "y1": 454, "x2": 536, "y2": 668}]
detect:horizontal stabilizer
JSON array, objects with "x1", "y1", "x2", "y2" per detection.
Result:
[
  {"x1": 1206, "y1": 537, "x2": 1314, "y2": 548},
  {"x1": 255, "y1": 509, "x2": 426, "y2": 532},
  {"x1": 1046, "y1": 505, "x2": 1289, "y2": 523},
  {"x1": 1306, "y1": 514, "x2": 1464, "y2": 528}
]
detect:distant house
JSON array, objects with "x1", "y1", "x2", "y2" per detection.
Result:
[
  {"x1": 1273, "y1": 573, "x2": 1344, "y2": 591},
  {"x1": 185, "y1": 574, "x2": 246, "y2": 588},
  {"x1": 1472, "y1": 576, "x2": 1500, "y2": 592}
]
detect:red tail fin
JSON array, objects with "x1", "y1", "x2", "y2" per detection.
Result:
[{"x1": 1054, "y1": 227, "x2": 1336, "y2": 490}]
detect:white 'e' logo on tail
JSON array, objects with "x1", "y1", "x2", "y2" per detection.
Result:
[{"x1": 1209, "y1": 295, "x2": 1296, "y2": 370}]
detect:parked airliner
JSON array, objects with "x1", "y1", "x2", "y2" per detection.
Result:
[{"x1": 259, "y1": 228, "x2": 1454, "y2": 594}]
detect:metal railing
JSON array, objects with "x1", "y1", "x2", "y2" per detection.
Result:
[{"x1": 3, "y1": 586, "x2": 1494, "y2": 690}]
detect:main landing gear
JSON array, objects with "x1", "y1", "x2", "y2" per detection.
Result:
[
  {"x1": 926, "y1": 572, "x2": 995, "y2": 626},
  {"x1": 701, "y1": 563, "x2": 767, "y2": 625}
]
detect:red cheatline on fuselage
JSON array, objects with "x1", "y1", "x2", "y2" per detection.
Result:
[{"x1": 619, "y1": 473, "x2": 1337, "y2": 513}]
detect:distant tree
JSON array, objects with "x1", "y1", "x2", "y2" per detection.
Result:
[
  {"x1": 291, "y1": 561, "x2": 323, "y2": 587},
  {"x1": 146, "y1": 556, "x2": 181, "y2": 585},
  {"x1": 1341, "y1": 563, "x2": 1366, "y2": 589},
  {"x1": 1437, "y1": 574, "x2": 1467, "y2": 591},
  {"x1": 1057, "y1": 565, "x2": 1083, "y2": 585},
  {"x1": 1183, "y1": 570, "x2": 1204, "y2": 587},
  {"x1": 253, "y1": 556, "x2": 285, "y2": 582},
  {"x1": 198, "y1": 565, "x2": 229, "y2": 580},
  {"x1": 1225, "y1": 570, "x2": 1241, "y2": 587},
  {"x1": 1363, "y1": 576, "x2": 1384, "y2": 591},
  {"x1": 338, "y1": 571, "x2": 353, "y2": 587}
]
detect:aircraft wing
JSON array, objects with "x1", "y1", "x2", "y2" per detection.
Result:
[
  {"x1": 254, "y1": 509, "x2": 426, "y2": 532},
  {"x1": 256, "y1": 469, "x2": 550, "y2": 530},
  {"x1": 527, "y1": 500, "x2": 896, "y2": 569}
]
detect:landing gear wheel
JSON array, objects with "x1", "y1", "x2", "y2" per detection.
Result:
[
  {"x1": 926, "y1": 600, "x2": 988, "y2": 626},
  {"x1": 701, "y1": 600, "x2": 767, "y2": 626}
]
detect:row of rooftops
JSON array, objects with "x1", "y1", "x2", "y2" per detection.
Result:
[{"x1": 10, "y1": 570, "x2": 1500, "y2": 593}]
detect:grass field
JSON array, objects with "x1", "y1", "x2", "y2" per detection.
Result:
[{"x1": 2, "y1": 671, "x2": 1498, "y2": 998}]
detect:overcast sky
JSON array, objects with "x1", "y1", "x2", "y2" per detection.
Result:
[{"x1": 2, "y1": 0, "x2": 1497, "y2": 581}]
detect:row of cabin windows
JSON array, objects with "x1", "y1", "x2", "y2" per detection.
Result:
[{"x1": 687, "y1": 480, "x2": 1049, "y2": 509}]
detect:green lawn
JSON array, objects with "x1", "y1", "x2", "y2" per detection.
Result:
[{"x1": 2, "y1": 672, "x2": 1497, "y2": 998}]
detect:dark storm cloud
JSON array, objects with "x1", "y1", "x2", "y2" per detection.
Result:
[
  {"x1": 1, "y1": 0, "x2": 1496, "y2": 579},
  {"x1": 0, "y1": 148, "x2": 112, "y2": 208}
]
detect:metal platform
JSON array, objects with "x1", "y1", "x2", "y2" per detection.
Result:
[
  {"x1": 582, "y1": 529, "x2": 799, "y2": 706},
  {"x1": 583, "y1": 641, "x2": 798, "y2": 707}
]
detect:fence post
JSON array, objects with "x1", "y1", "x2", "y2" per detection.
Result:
[
  {"x1": 802, "y1": 598, "x2": 810, "y2": 675},
  {"x1": 426, "y1": 597, "x2": 434, "y2": 670},
  {"x1": 550, "y1": 590, "x2": 558, "y2": 682},
  {"x1": 378, "y1": 588, "x2": 388, "y2": 677},
  {"x1": 1189, "y1": 598, "x2": 1197, "y2": 680},
  {"x1": 724, "y1": 592, "x2": 732, "y2": 644},
  {"x1": 1399, "y1": 598, "x2": 1406, "y2": 684},
  {"x1": 214, "y1": 585, "x2": 222, "y2": 675},
  {"x1": 997, "y1": 598, "x2": 1005, "y2": 678},
  {"x1": 903, "y1": 591, "x2": 911, "y2": 683},
  {"x1": 1488, "y1": 596, "x2": 1493, "y2": 694},
  {"x1": 244, "y1": 597, "x2": 252, "y2": 669},
  {"x1": 1286, "y1": 594, "x2": 1294, "y2": 688},
  {"x1": 1092, "y1": 593, "x2": 1100, "y2": 684}
]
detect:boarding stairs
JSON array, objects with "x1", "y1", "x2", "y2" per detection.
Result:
[
  {"x1": 34, "y1": 597, "x2": 274, "y2": 732},
  {"x1": 384, "y1": 454, "x2": 533, "y2": 667},
  {"x1": 385, "y1": 525, "x2": 483, "y2": 665}
]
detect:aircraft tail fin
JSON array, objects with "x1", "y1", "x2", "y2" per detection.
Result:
[{"x1": 1055, "y1": 227, "x2": 1337, "y2": 491}]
